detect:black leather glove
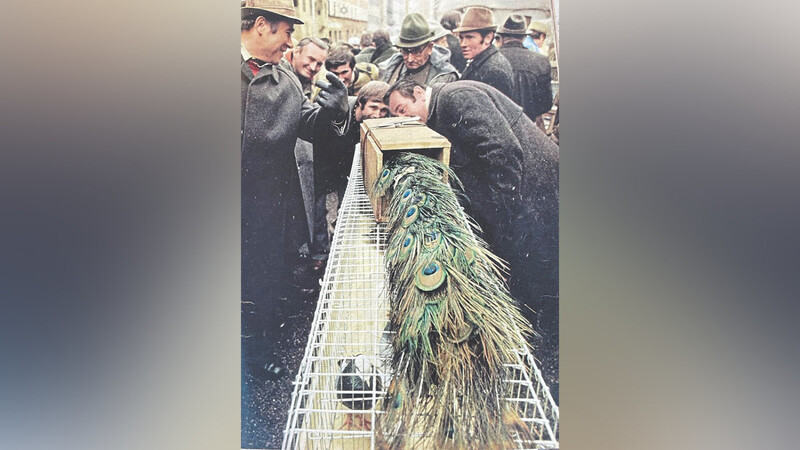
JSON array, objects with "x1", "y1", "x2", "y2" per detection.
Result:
[{"x1": 315, "y1": 72, "x2": 349, "y2": 119}]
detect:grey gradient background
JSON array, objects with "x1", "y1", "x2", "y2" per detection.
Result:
[{"x1": 1, "y1": 0, "x2": 799, "y2": 448}]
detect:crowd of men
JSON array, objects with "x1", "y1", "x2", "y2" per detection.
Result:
[{"x1": 241, "y1": 0, "x2": 559, "y2": 402}]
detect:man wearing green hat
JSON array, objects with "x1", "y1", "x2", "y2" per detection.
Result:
[
  {"x1": 381, "y1": 13, "x2": 458, "y2": 86},
  {"x1": 455, "y1": 6, "x2": 514, "y2": 99}
]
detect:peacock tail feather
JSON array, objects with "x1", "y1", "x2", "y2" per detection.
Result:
[{"x1": 372, "y1": 152, "x2": 535, "y2": 449}]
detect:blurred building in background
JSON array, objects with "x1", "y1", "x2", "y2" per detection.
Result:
[{"x1": 294, "y1": 0, "x2": 370, "y2": 42}]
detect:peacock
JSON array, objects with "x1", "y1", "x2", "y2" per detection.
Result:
[{"x1": 372, "y1": 152, "x2": 536, "y2": 449}]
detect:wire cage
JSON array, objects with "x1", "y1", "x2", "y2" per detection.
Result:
[{"x1": 283, "y1": 147, "x2": 559, "y2": 449}]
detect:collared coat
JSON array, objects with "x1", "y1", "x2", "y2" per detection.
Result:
[
  {"x1": 241, "y1": 58, "x2": 338, "y2": 302},
  {"x1": 460, "y1": 45, "x2": 514, "y2": 100},
  {"x1": 381, "y1": 44, "x2": 459, "y2": 86},
  {"x1": 354, "y1": 46, "x2": 376, "y2": 64},
  {"x1": 370, "y1": 42, "x2": 399, "y2": 66},
  {"x1": 426, "y1": 80, "x2": 559, "y2": 308},
  {"x1": 499, "y1": 41, "x2": 553, "y2": 120},
  {"x1": 313, "y1": 97, "x2": 360, "y2": 197}
]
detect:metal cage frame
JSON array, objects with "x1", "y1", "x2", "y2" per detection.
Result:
[{"x1": 283, "y1": 147, "x2": 559, "y2": 449}]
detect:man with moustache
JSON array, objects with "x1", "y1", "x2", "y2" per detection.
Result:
[
  {"x1": 384, "y1": 78, "x2": 559, "y2": 337},
  {"x1": 454, "y1": 6, "x2": 514, "y2": 99},
  {"x1": 240, "y1": 0, "x2": 350, "y2": 384}
]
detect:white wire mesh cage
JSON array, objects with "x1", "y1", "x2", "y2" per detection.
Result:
[{"x1": 283, "y1": 148, "x2": 559, "y2": 449}]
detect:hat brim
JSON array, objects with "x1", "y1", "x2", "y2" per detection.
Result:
[
  {"x1": 452, "y1": 25, "x2": 497, "y2": 33},
  {"x1": 395, "y1": 32, "x2": 436, "y2": 48},
  {"x1": 242, "y1": 7, "x2": 304, "y2": 25}
]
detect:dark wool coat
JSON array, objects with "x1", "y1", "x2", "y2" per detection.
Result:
[
  {"x1": 241, "y1": 58, "x2": 339, "y2": 303},
  {"x1": 445, "y1": 33, "x2": 467, "y2": 73},
  {"x1": 313, "y1": 97, "x2": 360, "y2": 196},
  {"x1": 381, "y1": 44, "x2": 459, "y2": 86},
  {"x1": 499, "y1": 41, "x2": 553, "y2": 119},
  {"x1": 354, "y1": 46, "x2": 376, "y2": 65},
  {"x1": 460, "y1": 45, "x2": 514, "y2": 100},
  {"x1": 370, "y1": 43, "x2": 399, "y2": 66},
  {"x1": 427, "y1": 81, "x2": 559, "y2": 309}
]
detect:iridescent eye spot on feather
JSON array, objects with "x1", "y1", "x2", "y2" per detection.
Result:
[
  {"x1": 423, "y1": 263, "x2": 438, "y2": 275},
  {"x1": 379, "y1": 168, "x2": 393, "y2": 185},
  {"x1": 399, "y1": 233, "x2": 415, "y2": 258},
  {"x1": 402, "y1": 189, "x2": 413, "y2": 200},
  {"x1": 413, "y1": 192, "x2": 427, "y2": 207},
  {"x1": 402, "y1": 206, "x2": 419, "y2": 227},
  {"x1": 415, "y1": 261, "x2": 447, "y2": 291}
]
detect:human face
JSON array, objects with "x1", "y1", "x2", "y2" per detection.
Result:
[
  {"x1": 459, "y1": 31, "x2": 492, "y2": 60},
  {"x1": 388, "y1": 87, "x2": 428, "y2": 123},
  {"x1": 328, "y1": 63, "x2": 354, "y2": 87},
  {"x1": 292, "y1": 43, "x2": 327, "y2": 81},
  {"x1": 256, "y1": 18, "x2": 294, "y2": 64},
  {"x1": 400, "y1": 43, "x2": 433, "y2": 70},
  {"x1": 355, "y1": 99, "x2": 389, "y2": 122}
]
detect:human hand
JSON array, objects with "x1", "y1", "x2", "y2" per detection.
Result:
[{"x1": 315, "y1": 72, "x2": 349, "y2": 118}]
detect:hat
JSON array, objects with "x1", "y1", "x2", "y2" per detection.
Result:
[
  {"x1": 242, "y1": 0, "x2": 304, "y2": 25},
  {"x1": 527, "y1": 20, "x2": 549, "y2": 35},
  {"x1": 430, "y1": 24, "x2": 449, "y2": 42},
  {"x1": 395, "y1": 13, "x2": 436, "y2": 48},
  {"x1": 497, "y1": 14, "x2": 529, "y2": 36},
  {"x1": 453, "y1": 7, "x2": 497, "y2": 33}
]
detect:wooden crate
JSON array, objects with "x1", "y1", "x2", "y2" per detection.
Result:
[{"x1": 360, "y1": 117, "x2": 451, "y2": 222}]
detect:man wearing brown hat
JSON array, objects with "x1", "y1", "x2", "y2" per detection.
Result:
[
  {"x1": 240, "y1": 0, "x2": 349, "y2": 398},
  {"x1": 381, "y1": 13, "x2": 458, "y2": 86},
  {"x1": 455, "y1": 6, "x2": 514, "y2": 99},
  {"x1": 496, "y1": 14, "x2": 553, "y2": 123}
]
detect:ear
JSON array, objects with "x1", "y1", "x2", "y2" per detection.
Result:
[
  {"x1": 412, "y1": 86, "x2": 426, "y2": 101},
  {"x1": 255, "y1": 16, "x2": 267, "y2": 34}
]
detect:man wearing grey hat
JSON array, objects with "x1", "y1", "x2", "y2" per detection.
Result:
[
  {"x1": 381, "y1": 13, "x2": 458, "y2": 86},
  {"x1": 496, "y1": 14, "x2": 553, "y2": 123},
  {"x1": 240, "y1": 0, "x2": 350, "y2": 391},
  {"x1": 454, "y1": 6, "x2": 514, "y2": 100}
]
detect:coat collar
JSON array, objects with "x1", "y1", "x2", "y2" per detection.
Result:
[
  {"x1": 500, "y1": 41, "x2": 527, "y2": 50},
  {"x1": 241, "y1": 43, "x2": 279, "y2": 84},
  {"x1": 427, "y1": 82, "x2": 447, "y2": 124},
  {"x1": 468, "y1": 44, "x2": 499, "y2": 70},
  {"x1": 241, "y1": 56, "x2": 279, "y2": 84}
]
